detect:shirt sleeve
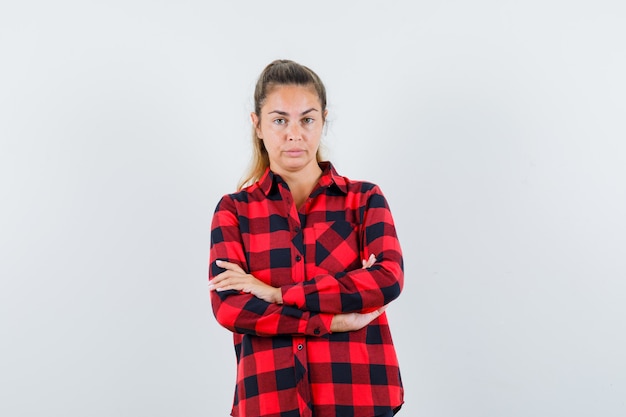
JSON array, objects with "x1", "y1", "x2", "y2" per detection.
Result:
[
  {"x1": 280, "y1": 185, "x2": 404, "y2": 314},
  {"x1": 209, "y1": 195, "x2": 333, "y2": 337}
]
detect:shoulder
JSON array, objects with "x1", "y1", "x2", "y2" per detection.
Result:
[
  {"x1": 332, "y1": 173, "x2": 392, "y2": 213},
  {"x1": 336, "y1": 177, "x2": 390, "y2": 213},
  {"x1": 214, "y1": 183, "x2": 260, "y2": 212},
  {"x1": 326, "y1": 162, "x2": 383, "y2": 197},
  {"x1": 338, "y1": 174, "x2": 383, "y2": 196}
]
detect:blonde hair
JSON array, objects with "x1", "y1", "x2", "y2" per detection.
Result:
[{"x1": 237, "y1": 59, "x2": 328, "y2": 190}]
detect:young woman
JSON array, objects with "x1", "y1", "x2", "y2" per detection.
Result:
[{"x1": 209, "y1": 59, "x2": 404, "y2": 417}]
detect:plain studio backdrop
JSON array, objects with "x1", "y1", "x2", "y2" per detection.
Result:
[{"x1": 1, "y1": 1, "x2": 625, "y2": 416}]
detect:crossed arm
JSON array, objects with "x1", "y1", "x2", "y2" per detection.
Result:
[
  {"x1": 209, "y1": 187, "x2": 403, "y2": 336},
  {"x1": 210, "y1": 255, "x2": 384, "y2": 333}
]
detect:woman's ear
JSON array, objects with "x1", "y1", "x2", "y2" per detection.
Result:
[
  {"x1": 250, "y1": 112, "x2": 262, "y2": 139},
  {"x1": 322, "y1": 109, "x2": 329, "y2": 136}
]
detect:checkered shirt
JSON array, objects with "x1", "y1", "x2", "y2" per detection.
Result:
[{"x1": 209, "y1": 162, "x2": 404, "y2": 417}]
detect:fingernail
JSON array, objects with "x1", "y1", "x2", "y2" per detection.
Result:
[{"x1": 216, "y1": 260, "x2": 223, "y2": 265}]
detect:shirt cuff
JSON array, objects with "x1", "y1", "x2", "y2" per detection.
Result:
[
  {"x1": 281, "y1": 284, "x2": 305, "y2": 309},
  {"x1": 306, "y1": 313, "x2": 333, "y2": 337}
]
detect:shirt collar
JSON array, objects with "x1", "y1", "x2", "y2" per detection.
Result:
[{"x1": 258, "y1": 161, "x2": 347, "y2": 196}]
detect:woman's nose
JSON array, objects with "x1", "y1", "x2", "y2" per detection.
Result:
[{"x1": 287, "y1": 123, "x2": 302, "y2": 141}]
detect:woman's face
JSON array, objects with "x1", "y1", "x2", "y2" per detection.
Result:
[{"x1": 252, "y1": 84, "x2": 327, "y2": 178}]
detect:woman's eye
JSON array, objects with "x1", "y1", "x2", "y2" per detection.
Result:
[
  {"x1": 273, "y1": 118, "x2": 286, "y2": 125},
  {"x1": 303, "y1": 117, "x2": 314, "y2": 124}
]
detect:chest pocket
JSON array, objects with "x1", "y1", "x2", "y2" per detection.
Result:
[{"x1": 313, "y1": 220, "x2": 361, "y2": 273}]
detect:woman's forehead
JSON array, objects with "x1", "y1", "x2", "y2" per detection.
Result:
[{"x1": 262, "y1": 84, "x2": 322, "y2": 112}]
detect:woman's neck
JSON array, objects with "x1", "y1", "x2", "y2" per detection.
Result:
[{"x1": 277, "y1": 164, "x2": 323, "y2": 210}]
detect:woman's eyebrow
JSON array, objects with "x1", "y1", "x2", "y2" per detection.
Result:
[
  {"x1": 300, "y1": 108, "x2": 319, "y2": 115},
  {"x1": 268, "y1": 110, "x2": 288, "y2": 116},
  {"x1": 268, "y1": 108, "x2": 319, "y2": 116}
]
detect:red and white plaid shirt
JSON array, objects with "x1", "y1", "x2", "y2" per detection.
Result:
[{"x1": 209, "y1": 162, "x2": 404, "y2": 417}]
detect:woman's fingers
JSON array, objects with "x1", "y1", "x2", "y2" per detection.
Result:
[
  {"x1": 209, "y1": 269, "x2": 282, "y2": 304},
  {"x1": 210, "y1": 266, "x2": 263, "y2": 292},
  {"x1": 361, "y1": 254, "x2": 376, "y2": 269},
  {"x1": 330, "y1": 305, "x2": 387, "y2": 333},
  {"x1": 211, "y1": 275, "x2": 245, "y2": 292},
  {"x1": 210, "y1": 271, "x2": 247, "y2": 291},
  {"x1": 210, "y1": 268, "x2": 245, "y2": 289},
  {"x1": 215, "y1": 259, "x2": 245, "y2": 273},
  {"x1": 210, "y1": 260, "x2": 246, "y2": 288}
]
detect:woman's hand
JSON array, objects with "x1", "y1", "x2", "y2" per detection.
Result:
[
  {"x1": 330, "y1": 306, "x2": 387, "y2": 332},
  {"x1": 329, "y1": 253, "x2": 383, "y2": 332},
  {"x1": 209, "y1": 260, "x2": 283, "y2": 304},
  {"x1": 362, "y1": 253, "x2": 376, "y2": 269}
]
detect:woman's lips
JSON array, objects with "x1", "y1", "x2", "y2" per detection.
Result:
[{"x1": 284, "y1": 149, "x2": 305, "y2": 156}]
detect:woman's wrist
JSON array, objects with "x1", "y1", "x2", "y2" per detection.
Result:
[{"x1": 274, "y1": 288, "x2": 283, "y2": 304}]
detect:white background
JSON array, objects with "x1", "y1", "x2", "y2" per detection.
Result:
[{"x1": 1, "y1": 1, "x2": 625, "y2": 416}]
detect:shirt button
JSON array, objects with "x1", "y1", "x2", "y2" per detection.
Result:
[
  {"x1": 297, "y1": 344, "x2": 303, "y2": 351},
  {"x1": 295, "y1": 255, "x2": 302, "y2": 262},
  {"x1": 295, "y1": 226, "x2": 301, "y2": 233},
  {"x1": 314, "y1": 328, "x2": 320, "y2": 335}
]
